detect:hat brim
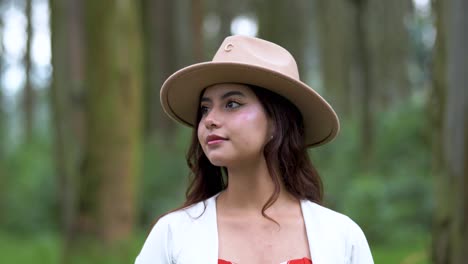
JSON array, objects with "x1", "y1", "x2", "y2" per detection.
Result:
[{"x1": 160, "y1": 61, "x2": 340, "y2": 147}]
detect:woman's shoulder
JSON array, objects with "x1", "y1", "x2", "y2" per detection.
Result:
[
  {"x1": 301, "y1": 200, "x2": 368, "y2": 238},
  {"x1": 302, "y1": 200, "x2": 351, "y2": 220},
  {"x1": 156, "y1": 197, "x2": 215, "y2": 230},
  {"x1": 136, "y1": 196, "x2": 218, "y2": 264},
  {"x1": 155, "y1": 197, "x2": 215, "y2": 228},
  {"x1": 301, "y1": 200, "x2": 374, "y2": 263}
]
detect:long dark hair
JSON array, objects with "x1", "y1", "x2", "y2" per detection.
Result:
[{"x1": 174, "y1": 85, "x2": 323, "y2": 221}]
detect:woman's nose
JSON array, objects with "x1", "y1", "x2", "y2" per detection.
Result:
[{"x1": 204, "y1": 110, "x2": 221, "y2": 129}]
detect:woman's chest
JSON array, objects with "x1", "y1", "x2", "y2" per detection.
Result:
[{"x1": 217, "y1": 220, "x2": 310, "y2": 264}]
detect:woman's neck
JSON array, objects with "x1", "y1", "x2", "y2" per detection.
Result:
[{"x1": 218, "y1": 157, "x2": 297, "y2": 216}]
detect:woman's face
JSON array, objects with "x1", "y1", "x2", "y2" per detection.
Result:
[{"x1": 197, "y1": 83, "x2": 272, "y2": 167}]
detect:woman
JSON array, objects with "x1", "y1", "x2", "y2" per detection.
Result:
[{"x1": 136, "y1": 35, "x2": 374, "y2": 264}]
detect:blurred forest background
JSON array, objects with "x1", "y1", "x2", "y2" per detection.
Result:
[{"x1": 0, "y1": 0, "x2": 466, "y2": 263}]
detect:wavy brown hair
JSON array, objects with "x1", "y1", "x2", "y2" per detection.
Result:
[{"x1": 166, "y1": 84, "x2": 324, "y2": 222}]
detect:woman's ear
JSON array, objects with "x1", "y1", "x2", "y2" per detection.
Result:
[{"x1": 268, "y1": 118, "x2": 276, "y2": 140}]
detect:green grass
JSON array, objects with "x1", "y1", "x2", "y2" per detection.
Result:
[
  {"x1": 0, "y1": 232, "x2": 60, "y2": 263},
  {"x1": 372, "y1": 237, "x2": 430, "y2": 264},
  {"x1": 0, "y1": 231, "x2": 430, "y2": 264},
  {"x1": 0, "y1": 231, "x2": 143, "y2": 264}
]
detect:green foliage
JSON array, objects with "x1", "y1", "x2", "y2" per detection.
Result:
[
  {"x1": 66, "y1": 234, "x2": 143, "y2": 264},
  {"x1": 0, "y1": 231, "x2": 143, "y2": 264},
  {"x1": 313, "y1": 95, "x2": 433, "y2": 246},
  {"x1": 372, "y1": 235, "x2": 430, "y2": 264},
  {"x1": 138, "y1": 128, "x2": 191, "y2": 227},
  {"x1": 0, "y1": 232, "x2": 59, "y2": 264},
  {"x1": 2, "y1": 136, "x2": 57, "y2": 233}
]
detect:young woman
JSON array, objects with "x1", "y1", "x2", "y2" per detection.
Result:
[{"x1": 136, "y1": 35, "x2": 374, "y2": 264}]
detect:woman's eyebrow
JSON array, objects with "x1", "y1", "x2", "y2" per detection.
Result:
[
  {"x1": 221, "y1": 91, "x2": 245, "y2": 100},
  {"x1": 200, "y1": 97, "x2": 211, "y2": 103},
  {"x1": 200, "y1": 90, "x2": 245, "y2": 104}
]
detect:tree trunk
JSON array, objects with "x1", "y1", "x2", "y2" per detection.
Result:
[
  {"x1": 431, "y1": 0, "x2": 449, "y2": 262},
  {"x1": 191, "y1": 0, "x2": 203, "y2": 62},
  {"x1": 83, "y1": 0, "x2": 142, "y2": 243},
  {"x1": 141, "y1": 0, "x2": 154, "y2": 138},
  {"x1": 255, "y1": 0, "x2": 308, "y2": 79},
  {"x1": 316, "y1": 0, "x2": 354, "y2": 117},
  {"x1": 50, "y1": 0, "x2": 86, "y2": 261},
  {"x1": 432, "y1": 0, "x2": 468, "y2": 263},
  {"x1": 141, "y1": 0, "x2": 157, "y2": 137},
  {"x1": 23, "y1": 0, "x2": 34, "y2": 142},
  {"x1": 218, "y1": 0, "x2": 234, "y2": 40},
  {"x1": 0, "y1": 16, "x2": 5, "y2": 226},
  {"x1": 366, "y1": 0, "x2": 411, "y2": 109},
  {"x1": 141, "y1": 0, "x2": 177, "y2": 139},
  {"x1": 352, "y1": 0, "x2": 374, "y2": 168},
  {"x1": 156, "y1": 0, "x2": 177, "y2": 138}
]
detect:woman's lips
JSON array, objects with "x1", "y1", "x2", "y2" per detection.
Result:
[{"x1": 206, "y1": 134, "x2": 228, "y2": 145}]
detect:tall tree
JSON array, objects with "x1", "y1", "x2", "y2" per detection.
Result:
[
  {"x1": 141, "y1": 0, "x2": 176, "y2": 139},
  {"x1": 23, "y1": 0, "x2": 34, "y2": 142},
  {"x1": 0, "y1": 2, "x2": 5, "y2": 226},
  {"x1": 50, "y1": 0, "x2": 86, "y2": 260},
  {"x1": 318, "y1": 0, "x2": 411, "y2": 167},
  {"x1": 432, "y1": 0, "x2": 468, "y2": 263},
  {"x1": 191, "y1": 0, "x2": 203, "y2": 62},
  {"x1": 217, "y1": 0, "x2": 235, "y2": 40},
  {"x1": 352, "y1": 0, "x2": 374, "y2": 167},
  {"x1": 141, "y1": 0, "x2": 157, "y2": 137},
  {"x1": 155, "y1": 0, "x2": 177, "y2": 138},
  {"x1": 366, "y1": 0, "x2": 411, "y2": 109},
  {"x1": 83, "y1": 0, "x2": 143, "y2": 243},
  {"x1": 255, "y1": 0, "x2": 308, "y2": 78},
  {"x1": 316, "y1": 0, "x2": 354, "y2": 117},
  {"x1": 357, "y1": 0, "x2": 411, "y2": 164},
  {"x1": 318, "y1": 0, "x2": 375, "y2": 165}
]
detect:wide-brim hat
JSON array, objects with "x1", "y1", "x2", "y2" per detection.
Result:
[{"x1": 160, "y1": 35, "x2": 339, "y2": 147}]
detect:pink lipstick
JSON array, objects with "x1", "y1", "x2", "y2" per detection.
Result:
[{"x1": 206, "y1": 134, "x2": 227, "y2": 145}]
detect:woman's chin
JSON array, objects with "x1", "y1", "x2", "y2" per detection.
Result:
[
  {"x1": 208, "y1": 159, "x2": 228, "y2": 167},
  {"x1": 206, "y1": 155, "x2": 232, "y2": 167}
]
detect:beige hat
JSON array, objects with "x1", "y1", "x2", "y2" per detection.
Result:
[{"x1": 160, "y1": 35, "x2": 339, "y2": 147}]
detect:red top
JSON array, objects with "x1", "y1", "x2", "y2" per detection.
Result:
[{"x1": 218, "y1": 257, "x2": 312, "y2": 264}]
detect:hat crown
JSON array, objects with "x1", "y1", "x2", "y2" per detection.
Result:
[
  {"x1": 212, "y1": 35, "x2": 300, "y2": 80},
  {"x1": 160, "y1": 35, "x2": 339, "y2": 147}
]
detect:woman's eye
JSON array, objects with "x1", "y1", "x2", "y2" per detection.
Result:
[
  {"x1": 200, "y1": 105, "x2": 209, "y2": 115},
  {"x1": 226, "y1": 101, "x2": 241, "y2": 109}
]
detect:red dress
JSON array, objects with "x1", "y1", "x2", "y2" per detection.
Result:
[{"x1": 218, "y1": 257, "x2": 312, "y2": 264}]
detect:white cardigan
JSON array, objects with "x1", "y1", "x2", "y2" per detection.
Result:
[{"x1": 135, "y1": 194, "x2": 374, "y2": 264}]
